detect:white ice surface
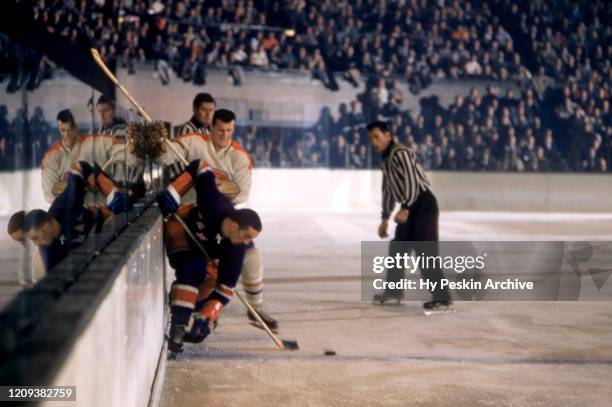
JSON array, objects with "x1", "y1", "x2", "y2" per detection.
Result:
[{"x1": 160, "y1": 211, "x2": 612, "y2": 407}]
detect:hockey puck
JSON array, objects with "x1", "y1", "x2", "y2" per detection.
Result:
[{"x1": 324, "y1": 349, "x2": 336, "y2": 356}]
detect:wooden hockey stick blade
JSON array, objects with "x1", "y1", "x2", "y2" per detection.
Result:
[
  {"x1": 234, "y1": 290, "x2": 299, "y2": 351},
  {"x1": 171, "y1": 214, "x2": 299, "y2": 351}
]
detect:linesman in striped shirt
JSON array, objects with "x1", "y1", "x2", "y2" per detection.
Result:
[
  {"x1": 367, "y1": 121, "x2": 452, "y2": 314},
  {"x1": 174, "y1": 92, "x2": 215, "y2": 136}
]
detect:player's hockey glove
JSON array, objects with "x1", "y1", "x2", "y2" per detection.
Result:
[
  {"x1": 51, "y1": 180, "x2": 68, "y2": 197},
  {"x1": 146, "y1": 121, "x2": 169, "y2": 159},
  {"x1": 156, "y1": 186, "x2": 180, "y2": 217},
  {"x1": 107, "y1": 190, "x2": 134, "y2": 214},
  {"x1": 215, "y1": 178, "x2": 241, "y2": 201},
  {"x1": 77, "y1": 161, "x2": 96, "y2": 180}
]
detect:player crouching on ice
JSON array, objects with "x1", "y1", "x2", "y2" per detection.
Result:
[{"x1": 157, "y1": 159, "x2": 262, "y2": 356}]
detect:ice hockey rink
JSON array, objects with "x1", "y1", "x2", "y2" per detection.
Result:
[
  {"x1": 1, "y1": 168, "x2": 611, "y2": 407},
  {"x1": 159, "y1": 209, "x2": 612, "y2": 407}
]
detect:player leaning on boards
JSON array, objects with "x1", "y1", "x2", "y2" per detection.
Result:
[
  {"x1": 157, "y1": 160, "x2": 263, "y2": 356},
  {"x1": 152, "y1": 105, "x2": 279, "y2": 332},
  {"x1": 18, "y1": 161, "x2": 116, "y2": 272},
  {"x1": 367, "y1": 120, "x2": 453, "y2": 314}
]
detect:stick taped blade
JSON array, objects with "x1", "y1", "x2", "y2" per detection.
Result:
[{"x1": 282, "y1": 339, "x2": 300, "y2": 350}]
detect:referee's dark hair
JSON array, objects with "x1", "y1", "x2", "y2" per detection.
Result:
[
  {"x1": 366, "y1": 120, "x2": 390, "y2": 133},
  {"x1": 57, "y1": 109, "x2": 76, "y2": 127},
  {"x1": 24, "y1": 210, "x2": 53, "y2": 232},
  {"x1": 213, "y1": 109, "x2": 236, "y2": 125},
  {"x1": 193, "y1": 93, "x2": 216, "y2": 109},
  {"x1": 229, "y1": 209, "x2": 262, "y2": 232}
]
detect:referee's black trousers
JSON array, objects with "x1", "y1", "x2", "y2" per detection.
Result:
[{"x1": 385, "y1": 189, "x2": 451, "y2": 302}]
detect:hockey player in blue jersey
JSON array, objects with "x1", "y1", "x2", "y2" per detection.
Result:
[
  {"x1": 157, "y1": 159, "x2": 262, "y2": 355},
  {"x1": 22, "y1": 161, "x2": 123, "y2": 271}
]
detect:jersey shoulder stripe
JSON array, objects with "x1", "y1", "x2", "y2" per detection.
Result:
[
  {"x1": 174, "y1": 132, "x2": 212, "y2": 143},
  {"x1": 41, "y1": 142, "x2": 63, "y2": 169},
  {"x1": 230, "y1": 140, "x2": 254, "y2": 169}
]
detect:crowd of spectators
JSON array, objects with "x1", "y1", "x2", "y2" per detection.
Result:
[
  {"x1": 235, "y1": 83, "x2": 609, "y2": 172},
  {"x1": 500, "y1": 0, "x2": 611, "y2": 172},
  {"x1": 2, "y1": 0, "x2": 610, "y2": 173},
  {"x1": 27, "y1": 0, "x2": 529, "y2": 90}
]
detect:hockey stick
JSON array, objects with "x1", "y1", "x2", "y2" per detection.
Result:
[
  {"x1": 91, "y1": 48, "x2": 152, "y2": 122},
  {"x1": 171, "y1": 213, "x2": 299, "y2": 351},
  {"x1": 90, "y1": 48, "x2": 189, "y2": 167},
  {"x1": 101, "y1": 142, "x2": 128, "y2": 172}
]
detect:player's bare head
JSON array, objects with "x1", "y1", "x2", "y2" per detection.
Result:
[
  {"x1": 193, "y1": 93, "x2": 216, "y2": 127},
  {"x1": 211, "y1": 109, "x2": 236, "y2": 150},
  {"x1": 57, "y1": 109, "x2": 77, "y2": 146},
  {"x1": 7, "y1": 210, "x2": 26, "y2": 247},
  {"x1": 96, "y1": 95, "x2": 115, "y2": 126},
  {"x1": 367, "y1": 121, "x2": 392, "y2": 153},
  {"x1": 24, "y1": 209, "x2": 57, "y2": 246},
  {"x1": 223, "y1": 209, "x2": 262, "y2": 245}
]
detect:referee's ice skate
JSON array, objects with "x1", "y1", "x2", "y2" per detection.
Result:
[
  {"x1": 423, "y1": 300, "x2": 455, "y2": 315},
  {"x1": 372, "y1": 291, "x2": 403, "y2": 305}
]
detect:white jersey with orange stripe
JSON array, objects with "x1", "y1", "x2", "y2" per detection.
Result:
[
  {"x1": 41, "y1": 135, "x2": 113, "y2": 204},
  {"x1": 155, "y1": 132, "x2": 253, "y2": 205},
  {"x1": 41, "y1": 135, "x2": 143, "y2": 205}
]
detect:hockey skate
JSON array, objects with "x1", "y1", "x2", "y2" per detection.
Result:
[
  {"x1": 372, "y1": 291, "x2": 403, "y2": 305},
  {"x1": 423, "y1": 300, "x2": 455, "y2": 315},
  {"x1": 167, "y1": 323, "x2": 186, "y2": 358},
  {"x1": 247, "y1": 308, "x2": 279, "y2": 333}
]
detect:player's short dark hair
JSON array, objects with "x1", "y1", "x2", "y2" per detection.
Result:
[
  {"x1": 57, "y1": 109, "x2": 76, "y2": 127},
  {"x1": 193, "y1": 93, "x2": 215, "y2": 109},
  {"x1": 96, "y1": 95, "x2": 115, "y2": 108},
  {"x1": 230, "y1": 209, "x2": 262, "y2": 232},
  {"x1": 213, "y1": 109, "x2": 236, "y2": 125},
  {"x1": 7, "y1": 210, "x2": 25, "y2": 234},
  {"x1": 24, "y1": 210, "x2": 53, "y2": 232},
  {"x1": 366, "y1": 121, "x2": 389, "y2": 133}
]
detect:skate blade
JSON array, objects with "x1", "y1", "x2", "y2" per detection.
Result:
[
  {"x1": 372, "y1": 298, "x2": 403, "y2": 306},
  {"x1": 423, "y1": 307, "x2": 456, "y2": 316},
  {"x1": 249, "y1": 320, "x2": 279, "y2": 334}
]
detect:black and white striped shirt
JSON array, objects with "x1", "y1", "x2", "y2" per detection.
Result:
[
  {"x1": 98, "y1": 116, "x2": 127, "y2": 138},
  {"x1": 174, "y1": 116, "x2": 210, "y2": 136},
  {"x1": 380, "y1": 140, "x2": 431, "y2": 219},
  {"x1": 168, "y1": 117, "x2": 211, "y2": 178}
]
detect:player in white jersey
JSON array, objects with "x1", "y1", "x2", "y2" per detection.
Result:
[
  {"x1": 155, "y1": 108, "x2": 278, "y2": 331},
  {"x1": 40, "y1": 109, "x2": 142, "y2": 211}
]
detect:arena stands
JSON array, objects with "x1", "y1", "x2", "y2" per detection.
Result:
[{"x1": 1, "y1": 0, "x2": 610, "y2": 173}]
